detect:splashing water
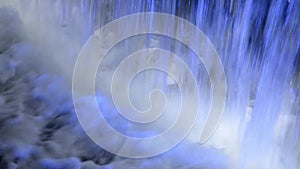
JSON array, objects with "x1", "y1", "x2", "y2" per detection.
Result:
[{"x1": 0, "y1": 0, "x2": 299, "y2": 169}]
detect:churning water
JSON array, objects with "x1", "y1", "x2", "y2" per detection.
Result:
[{"x1": 0, "y1": 0, "x2": 299, "y2": 169}]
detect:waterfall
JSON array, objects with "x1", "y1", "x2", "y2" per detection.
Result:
[{"x1": 0, "y1": 0, "x2": 299, "y2": 169}]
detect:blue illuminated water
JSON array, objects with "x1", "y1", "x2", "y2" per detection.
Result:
[{"x1": 0, "y1": 0, "x2": 299, "y2": 169}]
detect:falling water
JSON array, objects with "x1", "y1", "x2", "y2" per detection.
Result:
[{"x1": 0, "y1": 0, "x2": 299, "y2": 169}]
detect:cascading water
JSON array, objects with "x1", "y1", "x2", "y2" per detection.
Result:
[{"x1": 0, "y1": 0, "x2": 299, "y2": 169}]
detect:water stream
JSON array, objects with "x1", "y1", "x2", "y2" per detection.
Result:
[{"x1": 0, "y1": 0, "x2": 299, "y2": 169}]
